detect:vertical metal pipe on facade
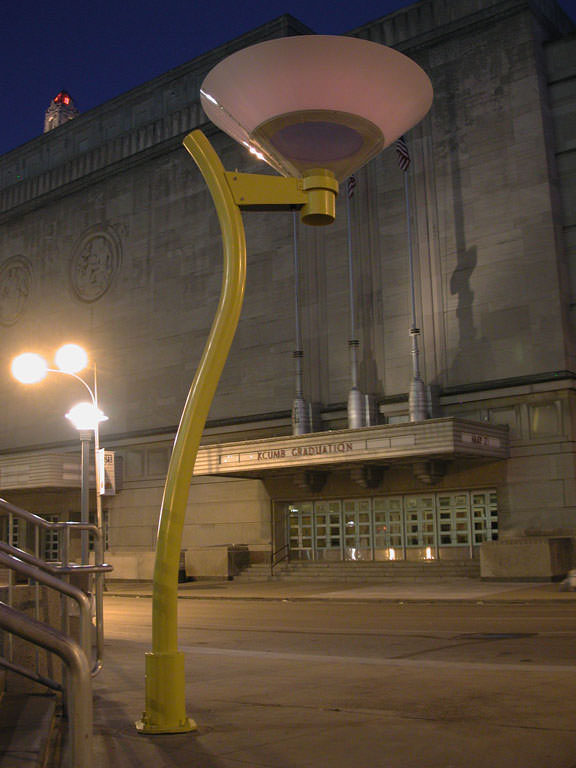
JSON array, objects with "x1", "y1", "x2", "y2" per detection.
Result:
[
  {"x1": 291, "y1": 212, "x2": 310, "y2": 435},
  {"x1": 401, "y1": 145, "x2": 428, "y2": 422},
  {"x1": 346, "y1": 179, "x2": 365, "y2": 429},
  {"x1": 434, "y1": 502, "x2": 441, "y2": 560},
  {"x1": 468, "y1": 502, "x2": 475, "y2": 560}
]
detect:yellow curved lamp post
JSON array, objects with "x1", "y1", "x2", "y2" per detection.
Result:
[{"x1": 137, "y1": 34, "x2": 433, "y2": 734}]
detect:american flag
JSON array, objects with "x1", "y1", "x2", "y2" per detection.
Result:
[
  {"x1": 395, "y1": 136, "x2": 411, "y2": 172},
  {"x1": 346, "y1": 174, "x2": 357, "y2": 198}
]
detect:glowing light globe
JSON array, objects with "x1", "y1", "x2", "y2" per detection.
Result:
[
  {"x1": 55, "y1": 343, "x2": 88, "y2": 374},
  {"x1": 11, "y1": 353, "x2": 48, "y2": 384},
  {"x1": 65, "y1": 402, "x2": 108, "y2": 431}
]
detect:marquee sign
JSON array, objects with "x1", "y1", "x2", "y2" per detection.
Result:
[{"x1": 193, "y1": 417, "x2": 509, "y2": 477}]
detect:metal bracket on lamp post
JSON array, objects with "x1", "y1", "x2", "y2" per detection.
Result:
[{"x1": 136, "y1": 129, "x2": 338, "y2": 734}]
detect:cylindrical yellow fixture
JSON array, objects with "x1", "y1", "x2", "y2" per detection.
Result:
[
  {"x1": 136, "y1": 652, "x2": 195, "y2": 733},
  {"x1": 300, "y1": 169, "x2": 339, "y2": 226},
  {"x1": 138, "y1": 129, "x2": 246, "y2": 734},
  {"x1": 139, "y1": 134, "x2": 341, "y2": 736}
]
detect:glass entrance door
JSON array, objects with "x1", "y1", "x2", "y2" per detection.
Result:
[
  {"x1": 0, "y1": 515, "x2": 20, "y2": 548},
  {"x1": 342, "y1": 499, "x2": 372, "y2": 560},
  {"x1": 288, "y1": 503, "x2": 314, "y2": 560},
  {"x1": 278, "y1": 489, "x2": 498, "y2": 563},
  {"x1": 315, "y1": 501, "x2": 342, "y2": 561},
  {"x1": 404, "y1": 495, "x2": 437, "y2": 558},
  {"x1": 42, "y1": 515, "x2": 60, "y2": 562},
  {"x1": 373, "y1": 496, "x2": 404, "y2": 560},
  {"x1": 471, "y1": 490, "x2": 498, "y2": 544},
  {"x1": 437, "y1": 492, "x2": 471, "y2": 547}
]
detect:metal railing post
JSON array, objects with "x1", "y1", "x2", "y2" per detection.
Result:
[
  {"x1": 0, "y1": 603, "x2": 92, "y2": 768},
  {"x1": 0, "y1": 498, "x2": 111, "y2": 675},
  {"x1": 0, "y1": 550, "x2": 92, "y2": 663}
]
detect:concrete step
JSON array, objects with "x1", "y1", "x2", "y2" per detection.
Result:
[
  {"x1": 236, "y1": 560, "x2": 481, "y2": 583},
  {"x1": 234, "y1": 564, "x2": 274, "y2": 582},
  {"x1": 0, "y1": 693, "x2": 58, "y2": 768}
]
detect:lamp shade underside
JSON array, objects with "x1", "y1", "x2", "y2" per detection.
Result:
[{"x1": 200, "y1": 35, "x2": 433, "y2": 181}]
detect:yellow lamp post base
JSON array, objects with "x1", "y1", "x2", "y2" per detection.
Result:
[
  {"x1": 135, "y1": 718, "x2": 196, "y2": 735},
  {"x1": 135, "y1": 651, "x2": 197, "y2": 734}
]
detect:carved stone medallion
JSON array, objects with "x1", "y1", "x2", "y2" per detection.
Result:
[
  {"x1": 0, "y1": 256, "x2": 32, "y2": 326},
  {"x1": 70, "y1": 225, "x2": 122, "y2": 302}
]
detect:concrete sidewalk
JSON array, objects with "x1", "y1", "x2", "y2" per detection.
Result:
[
  {"x1": 104, "y1": 576, "x2": 576, "y2": 603},
  {"x1": 5, "y1": 578, "x2": 575, "y2": 768},
  {"x1": 93, "y1": 577, "x2": 576, "y2": 768}
]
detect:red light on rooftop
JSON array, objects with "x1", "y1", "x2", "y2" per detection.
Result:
[{"x1": 54, "y1": 90, "x2": 72, "y2": 105}]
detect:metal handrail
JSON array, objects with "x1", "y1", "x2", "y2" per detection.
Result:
[
  {"x1": 270, "y1": 542, "x2": 290, "y2": 576},
  {"x1": 0, "y1": 497, "x2": 111, "y2": 675},
  {"x1": 0, "y1": 652, "x2": 63, "y2": 691},
  {"x1": 0, "y1": 539, "x2": 112, "y2": 576},
  {"x1": 1, "y1": 496, "x2": 91, "y2": 531},
  {"x1": 0, "y1": 601, "x2": 92, "y2": 768},
  {"x1": 0, "y1": 548, "x2": 92, "y2": 666}
]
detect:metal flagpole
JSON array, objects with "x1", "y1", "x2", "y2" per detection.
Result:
[
  {"x1": 396, "y1": 136, "x2": 427, "y2": 422},
  {"x1": 346, "y1": 174, "x2": 364, "y2": 429},
  {"x1": 291, "y1": 212, "x2": 310, "y2": 435}
]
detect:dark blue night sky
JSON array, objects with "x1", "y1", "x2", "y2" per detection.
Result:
[{"x1": 2, "y1": 0, "x2": 576, "y2": 156}]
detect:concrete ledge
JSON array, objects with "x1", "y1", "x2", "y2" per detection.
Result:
[
  {"x1": 184, "y1": 545, "x2": 251, "y2": 580},
  {"x1": 105, "y1": 552, "x2": 156, "y2": 580},
  {"x1": 108, "y1": 545, "x2": 252, "y2": 581},
  {"x1": 480, "y1": 537, "x2": 575, "y2": 580},
  {"x1": 185, "y1": 547, "x2": 230, "y2": 580}
]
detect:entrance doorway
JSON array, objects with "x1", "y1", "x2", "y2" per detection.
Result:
[
  {"x1": 280, "y1": 490, "x2": 498, "y2": 562},
  {"x1": 342, "y1": 499, "x2": 371, "y2": 561}
]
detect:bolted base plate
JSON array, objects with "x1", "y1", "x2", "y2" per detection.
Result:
[
  {"x1": 135, "y1": 716, "x2": 197, "y2": 734},
  {"x1": 136, "y1": 650, "x2": 197, "y2": 734}
]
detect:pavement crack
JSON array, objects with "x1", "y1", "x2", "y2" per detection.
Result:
[
  {"x1": 483, "y1": 722, "x2": 576, "y2": 734},
  {"x1": 203, "y1": 699, "x2": 576, "y2": 732},
  {"x1": 392, "y1": 637, "x2": 495, "y2": 659},
  {"x1": 206, "y1": 698, "x2": 384, "y2": 717}
]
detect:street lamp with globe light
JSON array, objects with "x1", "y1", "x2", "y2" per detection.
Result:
[
  {"x1": 11, "y1": 344, "x2": 108, "y2": 563},
  {"x1": 65, "y1": 401, "x2": 108, "y2": 564}
]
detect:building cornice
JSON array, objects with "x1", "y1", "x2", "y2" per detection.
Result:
[
  {"x1": 2, "y1": 1, "x2": 573, "y2": 221},
  {"x1": 350, "y1": 0, "x2": 573, "y2": 52},
  {"x1": 0, "y1": 15, "x2": 311, "y2": 217}
]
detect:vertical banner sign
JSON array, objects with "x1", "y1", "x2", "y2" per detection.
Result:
[{"x1": 97, "y1": 449, "x2": 116, "y2": 496}]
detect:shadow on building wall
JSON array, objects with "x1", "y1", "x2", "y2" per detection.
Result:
[{"x1": 445, "y1": 91, "x2": 493, "y2": 386}]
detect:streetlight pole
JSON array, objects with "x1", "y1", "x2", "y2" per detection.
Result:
[
  {"x1": 93, "y1": 365, "x2": 103, "y2": 540},
  {"x1": 64, "y1": 364, "x2": 105, "y2": 556},
  {"x1": 64, "y1": 365, "x2": 104, "y2": 536},
  {"x1": 11, "y1": 345, "x2": 108, "y2": 564},
  {"x1": 65, "y1": 401, "x2": 108, "y2": 565},
  {"x1": 79, "y1": 430, "x2": 92, "y2": 564}
]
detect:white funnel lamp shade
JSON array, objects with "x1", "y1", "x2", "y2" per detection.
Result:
[{"x1": 200, "y1": 35, "x2": 433, "y2": 182}]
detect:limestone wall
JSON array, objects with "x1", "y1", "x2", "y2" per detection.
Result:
[{"x1": 1, "y1": 2, "x2": 575, "y2": 552}]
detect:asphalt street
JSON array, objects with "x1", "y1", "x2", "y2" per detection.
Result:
[{"x1": 92, "y1": 595, "x2": 576, "y2": 768}]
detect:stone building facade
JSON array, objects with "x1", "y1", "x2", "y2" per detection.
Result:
[{"x1": 0, "y1": 1, "x2": 575, "y2": 579}]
